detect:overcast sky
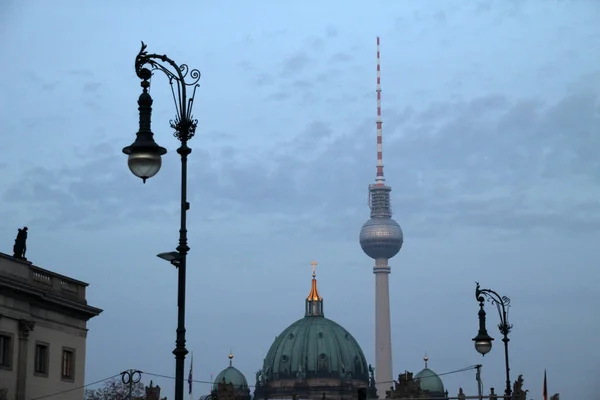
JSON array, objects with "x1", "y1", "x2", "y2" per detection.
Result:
[{"x1": 1, "y1": 0, "x2": 599, "y2": 399}]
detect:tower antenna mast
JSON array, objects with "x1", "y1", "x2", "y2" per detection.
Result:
[{"x1": 375, "y1": 36, "x2": 385, "y2": 185}]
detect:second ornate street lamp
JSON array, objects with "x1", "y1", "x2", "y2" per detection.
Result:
[
  {"x1": 123, "y1": 42, "x2": 201, "y2": 400},
  {"x1": 121, "y1": 369, "x2": 143, "y2": 400},
  {"x1": 472, "y1": 282, "x2": 513, "y2": 398}
]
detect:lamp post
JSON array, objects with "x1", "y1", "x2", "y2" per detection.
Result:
[
  {"x1": 123, "y1": 42, "x2": 201, "y2": 400},
  {"x1": 121, "y1": 369, "x2": 143, "y2": 400},
  {"x1": 472, "y1": 282, "x2": 513, "y2": 398}
]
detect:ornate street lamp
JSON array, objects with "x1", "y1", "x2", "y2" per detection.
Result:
[
  {"x1": 121, "y1": 369, "x2": 143, "y2": 400},
  {"x1": 123, "y1": 42, "x2": 201, "y2": 400},
  {"x1": 472, "y1": 282, "x2": 513, "y2": 398}
]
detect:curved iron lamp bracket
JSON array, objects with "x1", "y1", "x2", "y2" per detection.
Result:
[
  {"x1": 135, "y1": 42, "x2": 201, "y2": 141},
  {"x1": 475, "y1": 282, "x2": 513, "y2": 336}
]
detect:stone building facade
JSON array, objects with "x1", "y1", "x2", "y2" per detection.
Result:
[{"x1": 0, "y1": 252, "x2": 102, "y2": 400}]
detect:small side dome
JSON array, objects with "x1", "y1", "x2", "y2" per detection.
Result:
[
  {"x1": 213, "y1": 353, "x2": 249, "y2": 392},
  {"x1": 414, "y1": 356, "x2": 445, "y2": 395}
]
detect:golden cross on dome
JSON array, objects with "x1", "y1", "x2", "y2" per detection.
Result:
[{"x1": 310, "y1": 260, "x2": 318, "y2": 277}]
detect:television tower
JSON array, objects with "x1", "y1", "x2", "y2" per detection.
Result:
[{"x1": 359, "y1": 36, "x2": 404, "y2": 398}]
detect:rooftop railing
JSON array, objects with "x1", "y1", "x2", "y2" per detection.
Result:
[{"x1": 0, "y1": 252, "x2": 88, "y2": 303}]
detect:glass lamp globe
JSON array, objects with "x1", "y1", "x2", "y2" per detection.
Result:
[
  {"x1": 474, "y1": 340, "x2": 493, "y2": 356},
  {"x1": 127, "y1": 150, "x2": 163, "y2": 183},
  {"x1": 123, "y1": 133, "x2": 167, "y2": 183}
]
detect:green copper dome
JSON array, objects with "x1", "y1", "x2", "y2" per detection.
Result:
[
  {"x1": 213, "y1": 354, "x2": 249, "y2": 391},
  {"x1": 262, "y1": 315, "x2": 369, "y2": 381},
  {"x1": 259, "y1": 269, "x2": 369, "y2": 383},
  {"x1": 414, "y1": 363, "x2": 445, "y2": 395}
]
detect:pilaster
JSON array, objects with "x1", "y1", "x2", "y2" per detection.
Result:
[{"x1": 16, "y1": 319, "x2": 35, "y2": 400}]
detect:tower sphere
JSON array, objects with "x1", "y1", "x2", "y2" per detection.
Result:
[{"x1": 359, "y1": 217, "x2": 403, "y2": 260}]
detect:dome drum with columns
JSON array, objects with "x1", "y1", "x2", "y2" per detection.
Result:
[{"x1": 253, "y1": 262, "x2": 377, "y2": 400}]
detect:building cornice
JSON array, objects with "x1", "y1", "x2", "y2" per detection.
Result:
[
  {"x1": 0, "y1": 276, "x2": 102, "y2": 321},
  {"x1": 0, "y1": 252, "x2": 89, "y2": 286}
]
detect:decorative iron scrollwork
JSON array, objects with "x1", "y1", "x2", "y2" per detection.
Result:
[{"x1": 135, "y1": 42, "x2": 201, "y2": 142}]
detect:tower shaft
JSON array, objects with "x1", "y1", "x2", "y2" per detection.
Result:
[{"x1": 374, "y1": 259, "x2": 392, "y2": 397}]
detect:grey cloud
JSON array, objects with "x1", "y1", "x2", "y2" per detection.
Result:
[
  {"x1": 255, "y1": 73, "x2": 274, "y2": 86},
  {"x1": 308, "y1": 38, "x2": 325, "y2": 51},
  {"x1": 315, "y1": 68, "x2": 342, "y2": 83},
  {"x1": 330, "y1": 52, "x2": 353, "y2": 63},
  {"x1": 475, "y1": 1, "x2": 492, "y2": 13},
  {"x1": 238, "y1": 60, "x2": 254, "y2": 71},
  {"x1": 291, "y1": 79, "x2": 313, "y2": 90},
  {"x1": 83, "y1": 82, "x2": 102, "y2": 93},
  {"x1": 41, "y1": 81, "x2": 60, "y2": 91},
  {"x1": 23, "y1": 71, "x2": 43, "y2": 84},
  {"x1": 284, "y1": 121, "x2": 333, "y2": 153},
  {"x1": 306, "y1": 26, "x2": 337, "y2": 52},
  {"x1": 61, "y1": 69, "x2": 94, "y2": 77},
  {"x1": 264, "y1": 67, "x2": 342, "y2": 104},
  {"x1": 4, "y1": 80, "x2": 599, "y2": 238},
  {"x1": 459, "y1": 206, "x2": 600, "y2": 235},
  {"x1": 433, "y1": 10, "x2": 446, "y2": 24},
  {"x1": 204, "y1": 130, "x2": 236, "y2": 142},
  {"x1": 238, "y1": 61, "x2": 274, "y2": 87},
  {"x1": 325, "y1": 26, "x2": 337, "y2": 38},
  {"x1": 22, "y1": 115, "x2": 66, "y2": 131},
  {"x1": 90, "y1": 142, "x2": 113, "y2": 157},
  {"x1": 228, "y1": 84, "x2": 600, "y2": 237},
  {"x1": 281, "y1": 52, "x2": 312, "y2": 77},
  {"x1": 242, "y1": 33, "x2": 253, "y2": 46},
  {"x1": 1, "y1": 142, "x2": 218, "y2": 230},
  {"x1": 265, "y1": 91, "x2": 292, "y2": 102},
  {"x1": 262, "y1": 29, "x2": 286, "y2": 38}
]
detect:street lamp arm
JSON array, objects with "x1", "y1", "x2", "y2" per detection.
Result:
[
  {"x1": 135, "y1": 41, "x2": 201, "y2": 141},
  {"x1": 475, "y1": 282, "x2": 512, "y2": 335},
  {"x1": 136, "y1": 42, "x2": 201, "y2": 86}
]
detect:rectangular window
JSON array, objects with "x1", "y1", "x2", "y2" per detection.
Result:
[
  {"x1": 61, "y1": 348, "x2": 75, "y2": 381},
  {"x1": 34, "y1": 342, "x2": 49, "y2": 376},
  {"x1": 0, "y1": 334, "x2": 13, "y2": 369}
]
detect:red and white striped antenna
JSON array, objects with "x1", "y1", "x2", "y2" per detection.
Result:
[{"x1": 375, "y1": 36, "x2": 385, "y2": 185}]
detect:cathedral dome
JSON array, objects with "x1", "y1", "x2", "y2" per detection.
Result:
[
  {"x1": 262, "y1": 314, "x2": 369, "y2": 382},
  {"x1": 414, "y1": 357, "x2": 445, "y2": 395},
  {"x1": 256, "y1": 262, "x2": 372, "y2": 393},
  {"x1": 213, "y1": 354, "x2": 249, "y2": 392}
]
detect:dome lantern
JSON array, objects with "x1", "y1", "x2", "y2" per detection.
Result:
[{"x1": 305, "y1": 260, "x2": 324, "y2": 317}]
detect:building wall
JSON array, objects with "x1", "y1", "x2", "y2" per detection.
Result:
[
  {"x1": 26, "y1": 320, "x2": 88, "y2": 400},
  {"x1": 0, "y1": 294, "x2": 88, "y2": 400},
  {"x1": 255, "y1": 376, "x2": 372, "y2": 400},
  {"x1": 0, "y1": 253, "x2": 101, "y2": 400},
  {"x1": 0, "y1": 316, "x2": 18, "y2": 399}
]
